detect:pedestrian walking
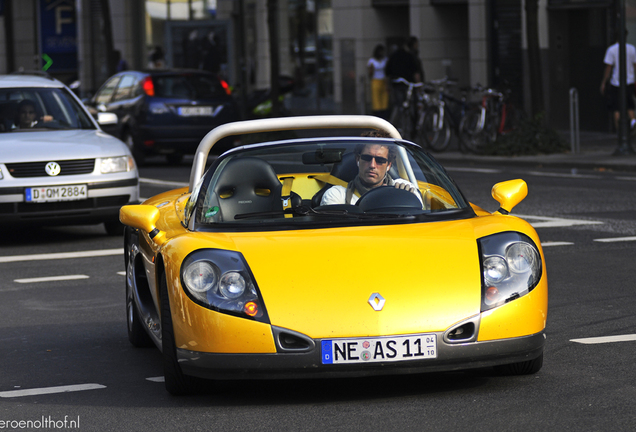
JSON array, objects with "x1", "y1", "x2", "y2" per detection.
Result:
[
  {"x1": 367, "y1": 44, "x2": 390, "y2": 119},
  {"x1": 600, "y1": 32, "x2": 636, "y2": 134}
]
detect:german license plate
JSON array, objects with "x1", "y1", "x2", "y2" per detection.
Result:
[
  {"x1": 178, "y1": 106, "x2": 213, "y2": 116},
  {"x1": 321, "y1": 334, "x2": 437, "y2": 364},
  {"x1": 25, "y1": 185, "x2": 87, "y2": 203}
]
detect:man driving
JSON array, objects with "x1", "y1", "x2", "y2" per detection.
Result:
[
  {"x1": 320, "y1": 142, "x2": 421, "y2": 206},
  {"x1": 17, "y1": 100, "x2": 53, "y2": 129}
]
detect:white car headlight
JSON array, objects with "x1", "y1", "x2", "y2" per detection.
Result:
[
  {"x1": 180, "y1": 250, "x2": 267, "y2": 320},
  {"x1": 219, "y1": 272, "x2": 246, "y2": 299},
  {"x1": 478, "y1": 232, "x2": 542, "y2": 311},
  {"x1": 100, "y1": 156, "x2": 134, "y2": 173},
  {"x1": 183, "y1": 261, "x2": 219, "y2": 302},
  {"x1": 483, "y1": 256, "x2": 508, "y2": 284}
]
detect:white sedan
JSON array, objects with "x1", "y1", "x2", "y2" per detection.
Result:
[{"x1": 0, "y1": 74, "x2": 139, "y2": 235}]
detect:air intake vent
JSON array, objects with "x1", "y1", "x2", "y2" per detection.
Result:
[
  {"x1": 443, "y1": 315, "x2": 480, "y2": 344},
  {"x1": 272, "y1": 326, "x2": 315, "y2": 353}
]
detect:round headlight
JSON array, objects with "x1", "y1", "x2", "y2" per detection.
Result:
[
  {"x1": 219, "y1": 272, "x2": 246, "y2": 299},
  {"x1": 507, "y1": 242, "x2": 539, "y2": 274},
  {"x1": 183, "y1": 261, "x2": 218, "y2": 295},
  {"x1": 483, "y1": 256, "x2": 508, "y2": 284}
]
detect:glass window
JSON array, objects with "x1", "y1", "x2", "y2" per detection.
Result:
[
  {"x1": 95, "y1": 77, "x2": 121, "y2": 104},
  {"x1": 0, "y1": 87, "x2": 95, "y2": 132},
  {"x1": 194, "y1": 138, "x2": 472, "y2": 229},
  {"x1": 113, "y1": 75, "x2": 137, "y2": 101}
]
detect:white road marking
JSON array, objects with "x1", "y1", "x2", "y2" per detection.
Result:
[
  {"x1": 593, "y1": 236, "x2": 636, "y2": 243},
  {"x1": 615, "y1": 176, "x2": 636, "y2": 181},
  {"x1": 517, "y1": 214, "x2": 604, "y2": 228},
  {"x1": 445, "y1": 167, "x2": 502, "y2": 174},
  {"x1": 526, "y1": 171, "x2": 601, "y2": 179},
  {"x1": 140, "y1": 178, "x2": 188, "y2": 188},
  {"x1": 0, "y1": 249, "x2": 123, "y2": 264},
  {"x1": 146, "y1": 376, "x2": 165, "y2": 383},
  {"x1": 541, "y1": 241, "x2": 574, "y2": 247},
  {"x1": 117, "y1": 271, "x2": 126, "y2": 276},
  {"x1": 570, "y1": 334, "x2": 636, "y2": 345},
  {"x1": 15, "y1": 275, "x2": 89, "y2": 284},
  {"x1": 0, "y1": 383, "x2": 106, "y2": 398}
]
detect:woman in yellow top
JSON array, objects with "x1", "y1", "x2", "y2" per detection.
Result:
[{"x1": 367, "y1": 44, "x2": 389, "y2": 119}]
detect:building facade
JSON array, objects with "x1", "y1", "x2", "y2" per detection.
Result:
[{"x1": 0, "y1": 0, "x2": 629, "y2": 131}]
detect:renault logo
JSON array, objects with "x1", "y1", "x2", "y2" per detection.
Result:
[
  {"x1": 368, "y1": 293, "x2": 385, "y2": 311},
  {"x1": 45, "y1": 162, "x2": 61, "y2": 176}
]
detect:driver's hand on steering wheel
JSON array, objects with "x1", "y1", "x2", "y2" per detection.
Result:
[{"x1": 394, "y1": 182, "x2": 416, "y2": 193}]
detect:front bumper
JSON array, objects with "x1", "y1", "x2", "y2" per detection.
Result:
[
  {"x1": 177, "y1": 330, "x2": 545, "y2": 380},
  {"x1": 0, "y1": 178, "x2": 139, "y2": 224}
]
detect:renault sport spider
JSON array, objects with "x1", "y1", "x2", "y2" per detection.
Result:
[{"x1": 120, "y1": 115, "x2": 547, "y2": 394}]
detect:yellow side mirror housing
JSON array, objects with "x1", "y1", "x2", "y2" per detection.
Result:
[
  {"x1": 491, "y1": 179, "x2": 528, "y2": 214},
  {"x1": 120, "y1": 204, "x2": 166, "y2": 245}
]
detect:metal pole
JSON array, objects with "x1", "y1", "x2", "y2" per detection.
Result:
[{"x1": 569, "y1": 88, "x2": 580, "y2": 154}]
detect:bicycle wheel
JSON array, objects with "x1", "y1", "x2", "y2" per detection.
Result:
[
  {"x1": 459, "y1": 108, "x2": 488, "y2": 154},
  {"x1": 420, "y1": 106, "x2": 451, "y2": 152}
]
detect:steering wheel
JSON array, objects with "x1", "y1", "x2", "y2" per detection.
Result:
[{"x1": 355, "y1": 186, "x2": 424, "y2": 213}]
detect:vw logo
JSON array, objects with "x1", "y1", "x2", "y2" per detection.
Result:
[
  {"x1": 45, "y1": 162, "x2": 61, "y2": 176},
  {"x1": 368, "y1": 293, "x2": 385, "y2": 311}
]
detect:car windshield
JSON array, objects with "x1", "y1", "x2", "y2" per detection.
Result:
[
  {"x1": 0, "y1": 87, "x2": 95, "y2": 132},
  {"x1": 189, "y1": 138, "x2": 473, "y2": 230},
  {"x1": 153, "y1": 74, "x2": 226, "y2": 99}
]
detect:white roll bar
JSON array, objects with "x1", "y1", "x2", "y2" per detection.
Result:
[{"x1": 188, "y1": 115, "x2": 402, "y2": 192}]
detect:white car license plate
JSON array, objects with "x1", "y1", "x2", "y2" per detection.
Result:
[
  {"x1": 321, "y1": 334, "x2": 437, "y2": 364},
  {"x1": 178, "y1": 106, "x2": 213, "y2": 116},
  {"x1": 25, "y1": 185, "x2": 87, "y2": 203}
]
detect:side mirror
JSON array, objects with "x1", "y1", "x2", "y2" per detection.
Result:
[
  {"x1": 120, "y1": 205, "x2": 166, "y2": 245},
  {"x1": 491, "y1": 179, "x2": 527, "y2": 215},
  {"x1": 97, "y1": 112, "x2": 118, "y2": 126}
]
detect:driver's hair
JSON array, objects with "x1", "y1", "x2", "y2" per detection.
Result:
[{"x1": 354, "y1": 139, "x2": 397, "y2": 164}]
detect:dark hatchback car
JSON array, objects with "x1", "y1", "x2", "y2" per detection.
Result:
[{"x1": 86, "y1": 69, "x2": 240, "y2": 165}]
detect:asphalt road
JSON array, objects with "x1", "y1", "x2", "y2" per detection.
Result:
[{"x1": 1, "y1": 158, "x2": 636, "y2": 431}]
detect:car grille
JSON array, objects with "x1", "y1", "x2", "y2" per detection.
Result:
[{"x1": 5, "y1": 159, "x2": 96, "y2": 178}]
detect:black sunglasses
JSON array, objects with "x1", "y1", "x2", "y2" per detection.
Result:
[{"x1": 359, "y1": 154, "x2": 389, "y2": 165}]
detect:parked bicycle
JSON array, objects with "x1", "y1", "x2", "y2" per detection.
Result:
[
  {"x1": 389, "y1": 78, "x2": 424, "y2": 142},
  {"x1": 459, "y1": 84, "x2": 523, "y2": 154},
  {"x1": 417, "y1": 78, "x2": 478, "y2": 152}
]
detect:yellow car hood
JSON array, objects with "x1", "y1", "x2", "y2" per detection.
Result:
[{"x1": 231, "y1": 220, "x2": 481, "y2": 339}]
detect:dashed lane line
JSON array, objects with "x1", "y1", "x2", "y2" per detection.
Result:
[
  {"x1": 0, "y1": 249, "x2": 123, "y2": 263},
  {"x1": 541, "y1": 242, "x2": 574, "y2": 247},
  {"x1": 0, "y1": 384, "x2": 106, "y2": 398},
  {"x1": 14, "y1": 275, "x2": 89, "y2": 284},
  {"x1": 570, "y1": 334, "x2": 636, "y2": 345},
  {"x1": 517, "y1": 214, "x2": 603, "y2": 228},
  {"x1": 593, "y1": 236, "x2": 636, "y2": 243},
  {"x1": 146, "y1": 377, "x2": 165, "y2": 383}
]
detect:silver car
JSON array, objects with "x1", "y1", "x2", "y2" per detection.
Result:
[{"x1": 0, "y1": 74, "x2": 139, "y2": 235}]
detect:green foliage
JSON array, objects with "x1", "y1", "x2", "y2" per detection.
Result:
[{"x1": 482, "y1": 112, "x2": 569, "y2": 156}]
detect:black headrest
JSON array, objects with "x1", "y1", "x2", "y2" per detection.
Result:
[
  {"x1": 213, "y1": 157, "x2": 282, "y2": 221},
  {"x1": 330, "y1": 152, "x2": 358, "y2": 182}
]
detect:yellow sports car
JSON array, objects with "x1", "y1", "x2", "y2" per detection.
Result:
[{"x1": 120, "y1": 115, "x2": 547, "y2": 395}]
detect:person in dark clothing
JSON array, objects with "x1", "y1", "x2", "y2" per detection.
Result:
[{"x1": 385, "y1": 37, "x2": 423, "y2": 114}]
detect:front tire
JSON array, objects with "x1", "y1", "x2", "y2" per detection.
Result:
[
  {"x1": 494, "y1": 353, "x2": 543, "y2": 375},
  {"x1": 125, "y1": 242, "x2": 153, "y2": 347},
  {"x1": 160, "y1": 272, "x2": 203, "y2": 395}
]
